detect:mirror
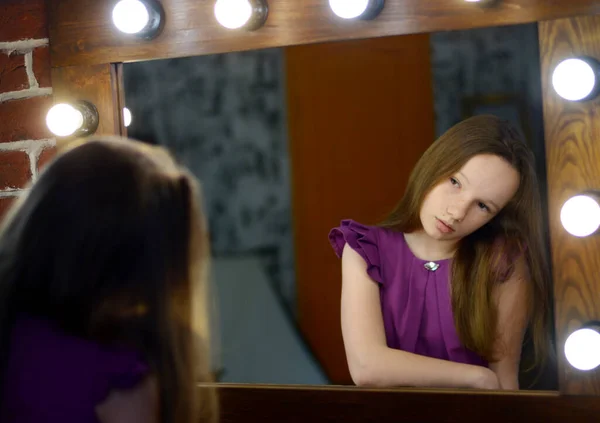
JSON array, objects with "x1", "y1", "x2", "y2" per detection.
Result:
[{"x1": 122, "y1": 21, "x2": 557, "y2": 390}]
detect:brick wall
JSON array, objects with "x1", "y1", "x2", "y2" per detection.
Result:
[{"x1": 0, "y1": 0, "x2": 56, "y2": 220}]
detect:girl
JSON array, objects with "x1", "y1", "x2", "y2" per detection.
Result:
[
  {"x1": 0, "y1": 137, "x2": 217, "y2": 423},
  {"x1": 329, "y1": 115, "x2": 553, "y2": 390}
]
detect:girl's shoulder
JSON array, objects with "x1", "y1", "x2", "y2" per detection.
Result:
[{"x1": 4, "y1": 315, "x2": 150, "y2": 411}]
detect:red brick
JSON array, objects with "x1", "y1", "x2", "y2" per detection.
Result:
[
  {"x1": 37, "y1": 146, "x2": 56, "y2": 173},
  {"x1": 0, "y1": 196, "x2": 18, "y2": 222},
  {"x1": 0, "y1": 96, "x2": 53, "y2": 142},
  {"x1": 0, "y1": 53, "x2": 28, "y2": 93},
  {"x1": 0, "y1": 1, "x2": 48, "y2": 42},
  {"x1": 0, "y1": 150, "x2": 31, "y2": 190},
  {"x1": 32, "y1": 47, "x2": 51, "y2": 88}
]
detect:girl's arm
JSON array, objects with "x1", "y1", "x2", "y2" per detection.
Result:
[
  {"x1": 96, "y1": 375, "x2": 159, "y2": 423},
  {"x1": 488, "y1": 256, "x2": 530, "y2": 390},
  {"x1": 341, "y1": 243, "x2": 498, "y2": 389}
]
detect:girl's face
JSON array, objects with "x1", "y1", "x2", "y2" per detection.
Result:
[{"x1": 419, "y1": 154, "x2": 520, "y2": 243}]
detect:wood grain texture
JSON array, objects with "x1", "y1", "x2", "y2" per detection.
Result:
[
  {"x1": 50, "y1": 64, "x2": 121, "y2": 139},
  {"x1": 47, "y1": 0, "x2": 600, "y2": 68},
  {"x1": 112, "y1": 63, "x2": 127, "y2": 137},
  {"x1": 203, "y1": 384, "x2": 600, "y2": 422},
  {"x1": 539, "y1": 15, "x2": 600, "y2": 395}
]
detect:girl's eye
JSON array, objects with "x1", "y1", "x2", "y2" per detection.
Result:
[
  {"x1": 450, "y1": 177, "x2": 460, "y2": 187},
  {"x1": 478, "y1": 202, "x2": 489, "y2": 212}
]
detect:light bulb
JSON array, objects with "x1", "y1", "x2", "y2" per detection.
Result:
[
  {"x1": 46, "y1": 101, "x2": 99, "y2": 138},
  {"x1": 123, "y1": 107, "x2": 132, "y2": 127},
  {"x1": 112, "y1": 0, "x2": 150, "y2": 34},
  {"x1": 565, "y1": 328, "x2": 600, "y2": 371},
  {"x1": 463, "y1": 0, "x2": 499, "y2": 5},
  {"x1": 329, "y1": 0, "x2": 384, "y2": 20},
  {"x1": 560, "y1": 195, "x2": 600, "y2": 237},
  {"x1": 112, "y1": 0, "x2": 164, "y2": 39},
  {"x1": 46, "y1": 104, "x2": 84, "y2": 137},
  {"x1": 552, "y1": 58, "x2": 598, "y2": 102},
  {"x1": 214, "y1": 0, "x2": 268, "y2": 31}
]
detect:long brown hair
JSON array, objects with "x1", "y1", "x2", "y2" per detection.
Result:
[
  {"x1": 381, "y1": 115, "x2": 553, "y2": 371},
  {"x1": 0, "y1": 137, "x2": 217, "y2": 423}
]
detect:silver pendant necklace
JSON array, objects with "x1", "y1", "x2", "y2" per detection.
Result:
[{"x1": 424, "y1": 261, "x2": 440, "y2": 272}]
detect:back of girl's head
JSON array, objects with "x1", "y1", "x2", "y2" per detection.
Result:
[{"x1": 0, "y1": 137, "x2": 216, "y2": 423}]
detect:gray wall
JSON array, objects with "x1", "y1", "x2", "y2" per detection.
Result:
[{"x1": 124, "y1": 49, "x2": 297, "y2": 314}]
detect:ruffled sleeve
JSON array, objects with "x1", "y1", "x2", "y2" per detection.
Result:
[{"x1": 328, "y1": 219, "x2": 383, "y2": 283}]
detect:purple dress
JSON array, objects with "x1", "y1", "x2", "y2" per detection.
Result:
[
  {"x1": 329, "y1": 219, "x2": 487, "y2": 367},
  {"x1": 0, "y1": 315, "x2": 149, "y2": 423}
]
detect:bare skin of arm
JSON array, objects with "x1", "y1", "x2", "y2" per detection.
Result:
[
  {"x1": 488, "y1": 257, "x2": 530, "y2": 390},
  {"x1": 341, "y1": 243, "x2": 500, "y2": 389},
  {"x1": 96, "y1": 375, "x2": 159, "y2": 423}
]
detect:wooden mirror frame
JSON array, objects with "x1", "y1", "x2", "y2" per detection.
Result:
[{"x1": 46, "y1": 1, "x2": 600, "y2": 420}]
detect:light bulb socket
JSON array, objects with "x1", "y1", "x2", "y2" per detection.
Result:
[
  {"x1": 141, "y1": 0, "x2": 165, "y2": 39},
  {"x1": 359, "y1": 0, "x2": 384, "y2": 20},
  {"x1": 69, "y1": 101, "x2": 99, "y2": 138},
  {"x1": 466, "y1": 0, "x2": 500, "y2": 7},
  {"x1": 241, "y1": 0, "x2": 269, "y2": 31},
  {"x1": 580, "y1": 321, "x2": 600, "y2": 331}
]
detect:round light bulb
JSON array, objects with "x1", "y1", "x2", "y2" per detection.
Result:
[
  {"x1": 112, "y1": 0, "x2": 150, "y2": 34},
  {"x1": 552, "y1": 58, "x2": 597, "y2": 101},
  {"x1": 46, "y1": 104, "x2": 85, "y2": 137},
  {"x1": 463, "y1": 0, "x2": 499, "y2": 5},
  {"x1": 329, "y1": 0, "x2": 370, "y2": 19},
  {"x1": 123, "y1": 107, "x2": 132, "y2": 127},
  {"x1": 560, "y1": 195, "x2": 600, "y2": 237},
  {"x1": 214, "y1": 0, "x2": 253, "y2": 29},
  {"x1": 565, "y1": 328, "x2": 600, "y2": 371}
]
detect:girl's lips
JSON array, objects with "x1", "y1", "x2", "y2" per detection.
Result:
[{"x1": 436, "y1": 218, "x2": 455, "y2": 234}]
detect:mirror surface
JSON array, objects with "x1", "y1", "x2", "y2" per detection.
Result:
[{"x1": 122, "y1": 22, "x2": 556, "y2": 390}]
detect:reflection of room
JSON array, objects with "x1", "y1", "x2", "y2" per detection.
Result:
[
  {"x1": 122, "y1": 22, "x2": 552, "y2": 387},
  {"x1": 124, "y1": 49, "x2": 323, "y2": 384}
]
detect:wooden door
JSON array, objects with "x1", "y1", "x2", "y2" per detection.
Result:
[{"x1": 285, "y1": 34, "x2": 436, "y2": 384}]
